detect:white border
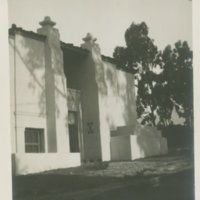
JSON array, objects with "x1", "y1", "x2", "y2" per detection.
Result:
[
  {"x1": 0, "y1": 0, "x2": 198, "y2": 200},
  {"x1": 0, "y1": 0, "x2": 12, "y2": 200},
  {"x1": 193, "y1": 1, "x2": 200, "y2": 200}
]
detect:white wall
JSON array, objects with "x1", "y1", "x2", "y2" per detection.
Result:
[
  {"x1": 38, "y1": 24, "x2": 69, "y2": 153},
  {"x1": 9, "y1": 34, "x2": 47, "y2": 154},
  {"x1": 110, "y1": 136, "x2": 132, "y2": 161},
  {"x1": 95, "y1": 61, "x2": 137, "y2": 161},
  {"x1": 9, "y1": 36, "x2": 16, "y2": 154},
  {"x1": 111, "y1": 134, "x2": 168, "y2": 161},
  {"x1": 14, "y1": 153, "x2": 80, "y2": 175},
  {"x1": 80, "y1": 39, "x2": 137, "y2": 162},
  {"x1": 10, "y1": 29, "x2": 81, "y2": 174},
  {"x1": 80, "y1": 55, "x2": 102, "y2": 161},
  {"x1": 63, "y1": 47, "x2": 102, "y2": 162}
]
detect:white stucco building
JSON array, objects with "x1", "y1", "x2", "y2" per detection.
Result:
[{"x1": 9, "y1": 17, "x2": 168, "y2": 175}]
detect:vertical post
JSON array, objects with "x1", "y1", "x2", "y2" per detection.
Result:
[
  {"x1": 37, "y1": 17, "x2": 58, "y2": 152},
  {"x1": 37, "y1": 16, "x2": 69, "y2": 153}
]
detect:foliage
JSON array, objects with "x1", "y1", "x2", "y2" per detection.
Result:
[
  {"x1": 161, "y1": 41, "x2": 193, "y2": 126},
  {"x1": 113, "y1": 22, "x2": 158, "y2": 72},
  {"x1": 113, "y1": 22, "x2": 193, "y2": 127}
]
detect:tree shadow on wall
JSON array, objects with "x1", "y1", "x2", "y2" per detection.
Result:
[
  {"x1": 10, "y1": 35, "x2": 68, "y2": 123},
  {"x1": 9, "y1": 38, "x2": 46, "y2": 117},
  {"x1": 95, "y1": 56, "x2": 137, "y2": 130}
]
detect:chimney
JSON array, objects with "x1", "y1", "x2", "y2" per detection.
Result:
[
  {"x1": 37, "y1": 16, "x2": 60, "y2": 47},
  {"x1": 81, "y1": 33, "x2": 101, "y2": 62}
]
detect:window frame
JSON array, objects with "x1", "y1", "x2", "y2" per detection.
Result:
[{"x1": 24, "y1": 128, "x2": 45, "y2": 153}]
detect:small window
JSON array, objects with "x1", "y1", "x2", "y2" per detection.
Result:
[{"x1": 25, "y1": 128, "x2": 45, "y2": 153}]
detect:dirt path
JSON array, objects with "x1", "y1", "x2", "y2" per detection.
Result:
[{"x1": 13, "y1": 149, "x2": 194, "y2": 200}]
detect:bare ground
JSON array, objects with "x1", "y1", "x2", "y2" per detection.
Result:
[{"x1": 12, "y1": 149, "x2": 194, "y2": 200}]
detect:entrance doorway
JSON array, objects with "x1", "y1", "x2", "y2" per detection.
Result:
[{"x1": 68, "y1": 111, "x2": 79, "y2": 152}]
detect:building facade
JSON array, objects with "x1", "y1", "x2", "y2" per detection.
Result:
[{"x1": 9, "y1": 17, "x2": 168, "y2": 175}]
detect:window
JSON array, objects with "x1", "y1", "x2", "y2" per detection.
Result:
[
  {"x1": 25, "y1": 128, "x2": 45, "y2": 153},
  {"x1": 68, "y1": 111, "x2": 80, "y2": 152}
]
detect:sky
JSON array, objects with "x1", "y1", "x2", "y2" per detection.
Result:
[{"x1": 8, "y1": 0, "x2": 192, "y2": 57}]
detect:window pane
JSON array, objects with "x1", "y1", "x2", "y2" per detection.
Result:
[{"x1": 25, "y1": 128, "x2": 44, "y2": 153}]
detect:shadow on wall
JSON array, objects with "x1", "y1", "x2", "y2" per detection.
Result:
[
  {"x1": 14, "y1": 156, "x2": 29, "y2": 176},
  {"x1": 62, "y1": 46, "x2": 103, "y2": 161},
  {"x1": 135, "y1": 122, "x2": 169, "y2": 157},
  {"x1": 9, "y1": 38, "x2": 46, "y2": 116},
  {"x1": 136, "y1": 132, "x2": 161, "y2": 157},
  {"x1": 95, "y1": 59, "x2": 168, "y2": 158},
  {"x1": 11, "y1": 154, "x2": 16, "y2": 175},
  {"x1": 95, "y1": 59, "x2": 136, "y2": 128},
  {"x1": 95, "y1": 60, "x2": 108, "y2": 97},
  {"x1": 62, "y1": 46, "x2": 89, "y2": 90},
  {"x1": 10, "y1": 35, "x2": 68, "y2": 119},
  {"x1": 122, "y1": 72, "x2": 136, "y2": 126},
  {"x1": 80, "y1": 55, "x2": 102, "y2": 161}
]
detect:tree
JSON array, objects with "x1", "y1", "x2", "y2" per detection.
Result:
[
  {"x1": 113, "y1": 22, "x2": 158, "y2": 73},
  {"x1": 113, "y1": 22, "x2": 164, "y2": 126},
  {"x1": 161, "y1": 41, "x2": 193, "y2": 126},
  {"x1": 113, "y1": 22, "x2": 193, "y2": 127}
]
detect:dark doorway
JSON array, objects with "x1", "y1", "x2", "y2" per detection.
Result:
[{"x1": 68, "y1": 111, "x2": 80, "y2": 152}]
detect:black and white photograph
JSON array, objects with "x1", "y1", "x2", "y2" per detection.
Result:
[{"x1": 0, "y1": 0, "x2": 198, "y2": 200}]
